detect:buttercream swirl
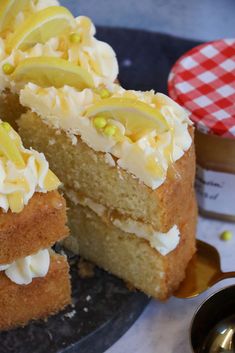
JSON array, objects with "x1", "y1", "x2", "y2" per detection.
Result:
[
  {"x1": 65, "y1": 16, "x2": 119, "y2": 85},
  {"x1": 0, "y1": 15, "x2": 118, "y2": 92},
  {"x1": 0, "y1": 38, "x2": 62, "y2": 93},
  {"x1": 0, "y1": 120, "x2": 61, "y2": 213},
  {"x1": 20, "y1": 83, "x2": 192, "y2": 189},
  {"x1": 0, "y1": 249, "x2": 50, "y2": 285}
]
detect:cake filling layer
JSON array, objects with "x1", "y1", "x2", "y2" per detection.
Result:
[
  {"x1": 20, "y1": 84, "x2": 192, "y2": 190},
  {"x1": 67, "y1": 190, "x2": 180, "y2": 255},
  {"x1": 0, "y1": 249, "x2": 50, "y2": 285}
]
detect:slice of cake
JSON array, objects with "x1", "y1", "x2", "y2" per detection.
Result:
[
  {"x1": 18, "y1": 83, "x2": 197, "y2": 300},
  {"x1": 0, "y1": 1, "x2": 118, "y2": 128},
  {"x1": 0, "y1": 120, "x2": 71, "y2": 330},
  {"x1": 0, "y1": 0, "x2": 197, "y2": 300}
]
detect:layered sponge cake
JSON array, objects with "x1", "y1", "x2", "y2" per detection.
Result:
[
  {"x1": 0, "y1": 121, "x2": 71, "y2": 330},
  {"x1": 18, "y1": 85, "x2": 197, "y2": 299},
  {"x1": 0, "y1": 0, "x2": 197, "y2": 300}
]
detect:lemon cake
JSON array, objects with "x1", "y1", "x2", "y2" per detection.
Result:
[
  {"x1": 0, "y1": 0, "x2": 197, "y2": 299},
  {"x1": 0, "y1": 120, "x2": 71, "y2": 330},
  {"x1": 18, "y1": 84, "x2": 197, "y2": 299}
]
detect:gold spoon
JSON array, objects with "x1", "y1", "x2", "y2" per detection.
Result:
[{"x1": 174, "y1": 240, "x2": 235, "y2": 299}]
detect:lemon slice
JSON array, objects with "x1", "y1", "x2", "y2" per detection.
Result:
[
  {"x1": 0, "y1": 0, "x2": 28, "y2": 32},
  {"x1": 6, "y1": 6, "x2": 74, "y2": 52},
  {"x1": 8, "y1": 192, "x2": 24, "y2": 213},
  {"x1": 44, "y1": 170, "x2": 61, "y2": 191},
  {"x1": 11, "y1": 56, "x2": 94, "y2": 89},
  {"x1": 85, "y1": 98, "x2": 168, "y2": 139},
  {"x1": 0, "y1": 122, "x2": 25, "y2": 168}
]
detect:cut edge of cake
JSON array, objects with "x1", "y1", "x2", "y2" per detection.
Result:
[
  {"x1": 0, "y1": 120, "x2": 71, "y2": 330},
  {"x1": 0, "y1": 252, "x2": 71, "y2": 331},
  {"x1": 18, "y1": 109, "x2": 197, "y2": 300}
]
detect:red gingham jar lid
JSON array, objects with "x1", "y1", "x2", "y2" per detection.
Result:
[{"x1": 168, "y1": 39, "x2": 235, "y2": 138}]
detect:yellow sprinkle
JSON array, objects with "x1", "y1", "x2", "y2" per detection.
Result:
[
  {"x1": 104, "y1": 125, "x2": 117, "y2": 137},
  {"x1": 69, "y1": 33, "x2": 81, "y2": 44},
  {"x1": 220, "y1": 230, "x2": 233, "y2": 241},
  {"x1": 1, "y1": 121, "x2": 11, "y2": 132},
  {"x1": 2, "y1": 62, "x2": 14, "y2": 75},
  {"x1": 93, "y1": 116, "x2": 107, "y2": 129},
  {"x1": 100, "y1": 88, "x2": 110, "y2": 99}
]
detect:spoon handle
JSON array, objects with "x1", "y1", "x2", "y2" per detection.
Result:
[{"x1": 219, "y1": 271, "x2": 235, "y2": 280}]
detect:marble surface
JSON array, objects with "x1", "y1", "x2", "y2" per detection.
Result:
[{"x1": 105, "y1": 216, "x2": 235, "y2": 353}]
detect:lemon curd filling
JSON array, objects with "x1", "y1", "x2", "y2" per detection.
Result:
[
  {"x1": 0, "y1": 120, "x2": 60, "y2": 213},
  {"x1": 20, "y1": 83, "x2": 192, "y2": 189}
]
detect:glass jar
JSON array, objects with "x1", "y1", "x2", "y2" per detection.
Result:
[
  {"x1": 168, "y1": 39, "x2": 235, "y2": 221},
  {"x1": 195, "y1": 130, "x2": 235, "y2": 221}
]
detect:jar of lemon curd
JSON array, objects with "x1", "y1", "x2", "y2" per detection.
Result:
[{"x1": 168, "y1": 39, "x2": 235, "y2": 221}]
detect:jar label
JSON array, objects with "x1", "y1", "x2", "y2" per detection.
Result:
[{"x1": 195, "y1": 165, "x2": 235, "y2": 216}]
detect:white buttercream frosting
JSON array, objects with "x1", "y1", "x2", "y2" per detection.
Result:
[
  {"x1": 20, "y1": 83, "x2": 192, "y2": 189},
  {"x1": 0, "y1": 120, "x2": 60, "y2": 213},
  {"x1": 0, "y1": 249, "x2": 50, "y2": 285},
  {"x1": 67, "y1": 16, "x2": 119, "y2": 85},
  {"x1": 113, "y1": 219, "x2": 180, "y2": 256},
  {"x1": 66, "y1": 191, "x2": 180, "y2": 255}
]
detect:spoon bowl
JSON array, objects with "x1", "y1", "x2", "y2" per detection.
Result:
[
  {"x1": 174, "y1": 240, "x2": 235, "y2": 299},
  {"x1": 191, "y1": 285, "x2": 235, "y2": 353},
  {"x1": 199, "y1": 314, "x2": 235, "y2": 353}
]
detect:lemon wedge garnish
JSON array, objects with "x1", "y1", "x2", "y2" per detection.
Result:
[
  {"x1": 11, "y1": 56, "x2": 94, "y2": 89},
  {"x1": 6, "y1": 6, "x2": 74, "y2": 52},
  {"x1": 0, "y1": 0, "x2": 28, "y2": 33},
  {"x1": 85, "y1": 98, "x2": 168, "y2": 140},
  {"x1": 44, "y1": 170, "x2": 61, "y2": 191},
  {"x1": 8, "y1": 192, "x2": 24, "y2": 213},
  {"x1": 0, "y1": 122, "x2": 25, "y2": 168}
]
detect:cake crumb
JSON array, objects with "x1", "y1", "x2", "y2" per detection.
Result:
[
  {"x1": 78, "y1": 258, "x2": 95, "y2": 278},
  {"x1": 48, "y1": 138, "x2": 56, "y2": 145},
  {"x1": 104, "y1": 153, "x2": 116, "y2": 167},
  {"x1": 83, "y1": 307, "x2": 88, "y2": 312},
  {"x1": 125, "y1": 281, "x2": 136, "y2": 292},
  {"x1": 64, "y1": 310, "x2": 76, "y2": 319},
  {"x1": 86, "y1": 295, "x2": 91, "y2": 302},
  {"x1": 117, "y1": 167, "x2": 124, "y2": 180}
]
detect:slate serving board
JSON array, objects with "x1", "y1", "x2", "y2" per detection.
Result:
[{"x1": 0, "y1": 29, "x2": 200, "y2": 353}]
